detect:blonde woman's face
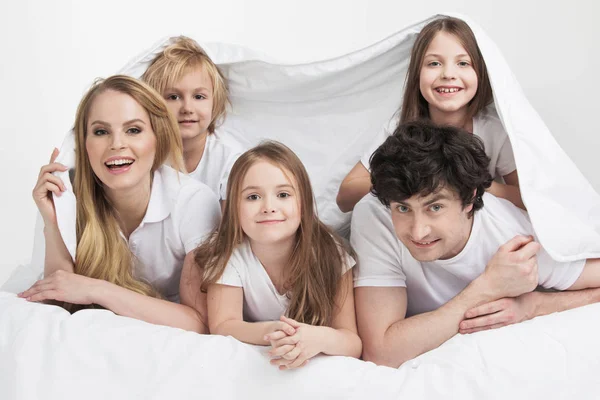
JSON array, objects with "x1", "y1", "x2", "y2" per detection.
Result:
[
  {"x1": 162, "y1": 67, "x2": 214, "y2": 145},
  {"x1": 419, "y1": 31, "x2": 478, "y2": 122},
  {"x1": 238, "y1": 161, "x2": 301, "y2": 247},
  {"x1": 85, "y1": 90, "x2": 157, "y2": 196}
]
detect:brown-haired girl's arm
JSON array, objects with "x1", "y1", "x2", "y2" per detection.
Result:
[
  {"x1": 207, "y1": 283, "x2": 296, "y2": 344},
  {"x1": 336, "y1": 162, "x2": 371, "y2": 213},
  {"x1": 19, "y1": 252, "x2": 209, "y2": 333},
  {"x1": 487, "y1": 170, "x2": 526, "y2": 210},
  {"x1": 266, "y1": 271, "x2": 363, "y2": 369},
  {"x1": 32, "y1": 149, "x2": 75, "y2": 276}
]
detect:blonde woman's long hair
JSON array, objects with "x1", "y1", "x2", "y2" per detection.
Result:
[
  {"x1": 73, "y1": 75, "x2": 184, "y2": 299},
  {"x1": 142, "y1": 36, "x2": 229, "y2": 134},
  {"x1": 196, "y1": 141, "x2": 350, "y2": 326}
]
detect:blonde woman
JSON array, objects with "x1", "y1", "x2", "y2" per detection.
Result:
[
  {"x1": 20, "y1": 75, "x2": 221, "y2": 333},
  {"x1": 143, "y1": 36, "x2": 244, "y2": 201}
]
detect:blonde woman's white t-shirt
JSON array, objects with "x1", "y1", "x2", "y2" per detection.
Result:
[
  {"x1": 189, "y1": 131, "x2": 244, "y2": 200},
  {"x1": 217, "y1": 240, "x2": 355, "y2": 322},
  {"x1": 351, "y1": 193, "x2": 584, "y2": 317},
  {"x1": 128, "y1": 165, "x2": 221, "y2": 302},
  {"x1": 360, "y1": 105, "x2": 516, "y2": 180}
]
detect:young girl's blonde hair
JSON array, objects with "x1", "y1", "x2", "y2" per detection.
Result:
[
  {"x1": 142, "y1": 36, "x2": 229, "y2": 134},
  {"x1": 400, "y1": 17, "x2": 493, "y2": 125},
  {"x1": 73, "y1": 75, "x2": 184, "y2": 301},
  {"x1": 196, "y1": 141, "x2": 350, "y2": 326}
]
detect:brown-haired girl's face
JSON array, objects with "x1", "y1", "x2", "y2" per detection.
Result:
[
  {"x1": 162, "y1": 67, "x2": 214, "y2": 142},
  {"x1": 419, "y1": 31, "x2": 478, "y2": 120},
  {"x1": 238, "y1": 160, "x2": 301, "y2": 247},
  {"x1": 85, "y1": 90, "x2": 157, "y2": 195}
]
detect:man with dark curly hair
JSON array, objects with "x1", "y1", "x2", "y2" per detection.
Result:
[{"x1": 352, "y1": 121, "x2": 600, "y2": 368}]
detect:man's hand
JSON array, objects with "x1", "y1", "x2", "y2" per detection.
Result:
[
  {"x1": 480, "y1": 235, "x2": 540, "y2": 300},
  {"x1": 459, "y1": 292, "x2": 537, "y2": 334}
]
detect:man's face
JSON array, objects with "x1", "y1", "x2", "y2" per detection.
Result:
[{"x1": 390, "y1": 187, "x2": 474, "y2": 262}]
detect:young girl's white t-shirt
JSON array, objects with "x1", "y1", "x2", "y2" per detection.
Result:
[
  {"x1": 351, "y1": 193, "x2": 585, "y2": 317},
  {"x1": 360, "y1": 105, "x2": 516, "y2": 180},
  {"x1": 188, "y1": 130, "x2": 244, "y2": 200},
  {"x1": 128, "y1": 165, "x2": 221, "y2": 302},
  {"x1": 217, "y1": 239, "x2": 355, "y2": 322}
]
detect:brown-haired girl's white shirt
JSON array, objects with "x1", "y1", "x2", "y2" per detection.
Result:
[
  {"x1": 128, "y1": 165, "x2": 221, "y2": 302},
  {"x1": 217, "y1": 240, "x2": 355, "y2": 322},
  {"x1": 360, "y1": 104, "x2": 516, "y2": 180},
  {"x1": 188, "y1": 130, "x2": 244, "y2": 201}
]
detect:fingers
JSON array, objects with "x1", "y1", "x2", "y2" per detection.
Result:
[
  {"x1": 500, "y1": 235, "x2": 534, "y2": 253},
  {"x1": 460, "y1": 322, "x2": 508, "y2": 335},
  {"x1": 280, "y1": 315, "x2": 301, "y2": 328},
  {"x1": 460, "y1": 308, "x2": 513, "y2": 331},
  {"x1": 464, "y1": 299, "x2": 507, "y2": 319},
  {"x1": 25, "y1": 289, "x2": 62, "y2": 303},
  {"x1": 38, "y1": 162, "x2": 68, "y2": 180},
  {"x1": 272, "y1": 334, "x2": 299, "y2": 348},
  {"x1": 19, "y1": 282, "x2": 55, "y2": 298},
  {"x1": 49, "y1": 148, "x2": 59, "y2": 164},
  {"x1": 513, "y1": 241, "x2": 541, "y2": 260},
  {"x1": 270, "y1": 345, "x2": 301, "y2": 367},
  {"x1": 264, "y1": 330, "x2": 288, "y2": 342},
  {"x1": 269, "y1": 344, "x2": 296, "y2": 358},
  {"x1": 277, "y1": 321, "x2": 296, "y2": 336},
  {"x1": 285, "y1": 355, "x2": 309, "y2": 370}
]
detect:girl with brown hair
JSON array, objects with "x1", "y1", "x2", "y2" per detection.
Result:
[
  {"x1": 196, "y1": 141, "x2": 361, "y2": 369},
  {"x1": 20, "y1": 75, "x2": 221, "y2": 332},
  {"x1": 337, "y1": 16, "x2": 523, "y2": 212}
]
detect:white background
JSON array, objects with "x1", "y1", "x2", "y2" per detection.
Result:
[{"x1": 1, "y1": 0, "x2": 598, "y2": 285}]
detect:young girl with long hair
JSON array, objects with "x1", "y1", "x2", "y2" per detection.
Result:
[
  {"x1": 337, "y1": 17, "x2": 523, "y2": 212},
  {"x1": 142, "y1": 36, "x2": 244, "y2": 201},
  {"x1": 20, "y1": 75, "x2": 221, "y2": 332},
  {"x1": 196, "y1": 141, "x2": 361, "y2": 369}
]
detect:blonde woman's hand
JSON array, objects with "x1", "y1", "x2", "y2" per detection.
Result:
[
  {"x1": 32, "y1": 148, "x2": 68, "y2": 226},
  {"x1": 18, "y1": 269, "x2": 100, "y2": 305},
  {"x1": 268, "y1": 315, "x2": 321, "y2": 370}
]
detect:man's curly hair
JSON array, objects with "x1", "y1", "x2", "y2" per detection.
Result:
[{"x1": 369, "y1": 121, "x2": 493, "y2": 217}]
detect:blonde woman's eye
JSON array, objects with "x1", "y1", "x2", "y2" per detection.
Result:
[
  {"x1": 194, "y1": 94, "x2": 206, "y2": 100},
  {"x1": 127, "y1": 127, "x2": 141, "y2": 134},
  {"x1": 278, "y1": 192, "x2": 291, "y2": 198},
  {"x1": 93, "y1": 129, "x2": 108, "y2": 136}
]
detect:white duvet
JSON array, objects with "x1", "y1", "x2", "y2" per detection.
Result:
[{"x1": 3, "y1": 13, "x2": 600, "y2": 399}]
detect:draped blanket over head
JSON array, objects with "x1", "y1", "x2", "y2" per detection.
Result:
[
  {"x1": 2, "y1": 13, "x2": 600, "y2": 400},
  {"x1": 45, "y1": 13, "x2": 600, "y2": 265}
]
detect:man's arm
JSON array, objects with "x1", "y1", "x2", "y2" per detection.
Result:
[{"x1": 460, "y1": 258, "x2": 600, "y2": 334}]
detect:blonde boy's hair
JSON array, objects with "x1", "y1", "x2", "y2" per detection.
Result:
[{"x1": 142, "y1": 36, "x2": 229, "y2": 134}]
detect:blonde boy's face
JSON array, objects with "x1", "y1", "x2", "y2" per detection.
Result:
[{"x1": 163, "y1": 66, "x2": 214, "y2": 143}]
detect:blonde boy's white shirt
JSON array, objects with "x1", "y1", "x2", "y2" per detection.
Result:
[
  {"x1": 129, "y1": 165, "x2": 221, "y2": 302},
  {"x1": 188, "y1": 130, "x2": 245, "y2": 200},
  {"x1": 351, "y1": 193, "x2": 585, "y2": 317},
  {"x1": 218, "y1": 240, "x2": 355, "y2": 322}
]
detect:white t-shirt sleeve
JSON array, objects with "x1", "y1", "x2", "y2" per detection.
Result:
[
  {"x1": 351, "y1": 196, "x2": 406, "y2": 287},
  {"x1": 495, "y1": 135, "x2": 517, "y2": 177},
  {"x1": 217, "y1": 259, "x2": 244, "y2": 287},
  {"x1": 360, "y1": 116, "x2": 398, "y2": 171},
  {"x1": 179, "y1": 188, "x2": 222, "y2": 254},
  {"x1": 536, "y1": 248, "x2": 586, "y2": 290}
]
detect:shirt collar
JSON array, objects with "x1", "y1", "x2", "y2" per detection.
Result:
[{"x1": 142, "y1": 165, "x2": 174, "y2": 224}]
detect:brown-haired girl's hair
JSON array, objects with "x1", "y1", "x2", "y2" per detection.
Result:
[
  {"x1": 400, "y1": 17, "x2": 493, "y2": 125},
  {"x1": 142, "y1": 36, "x2": 229, "y2": 134},
  {"x1": 196, "y1": 141, "x2": 349, "y2": 326},
  {"x1": 73, "y1": 75, "x2": 184, "y2": 301}
]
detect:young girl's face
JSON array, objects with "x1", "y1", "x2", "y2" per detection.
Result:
[
  {"x1": 85, "y1": 90, "x2": 157, "y2": 195},
  {"x1": 163, "y1": 66, "x2": 214, "y2": 142},
  {"x1": 419, "y1": 31, "x2": 478, "y2": 119},
  {"x1": 238, "y1": 160, "x2": 301, "y2": 246}
]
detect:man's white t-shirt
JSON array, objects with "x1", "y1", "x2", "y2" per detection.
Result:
[
  {"x1": 129, "y1": 165, "x2": 221, "y2": 302},
  {"x1": 189, "y1": 130, "x2": 244, "y2": 200},
  {"x1": 360, "y1": 104, "x2": 516, "y2": 180},
  {"x1": 351, "y1": 193, "x2": 585, "y2": 317},
  {"x1": 217, "y1": 240, "x2": 355, "y2": 322}
]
